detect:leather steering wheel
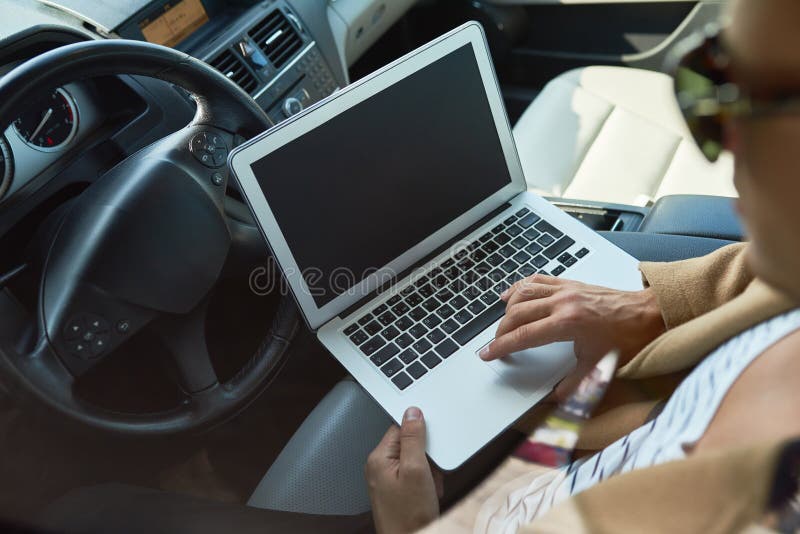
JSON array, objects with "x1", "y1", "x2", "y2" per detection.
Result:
[{"x1": 0, "y1": 39, "x2": 299, "y2": 434}]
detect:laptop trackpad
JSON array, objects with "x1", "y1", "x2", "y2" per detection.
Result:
[{"x1": 481, "y1": 342, "x2": 576, "y2": 398}]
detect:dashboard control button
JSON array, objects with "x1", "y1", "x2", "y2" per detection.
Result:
[
  {"x1": 282, "y1": 97, "x2": 303, "y2": 117},
  {"x1": 116, "y1": 320, "x2": 131, "y2": 334}
]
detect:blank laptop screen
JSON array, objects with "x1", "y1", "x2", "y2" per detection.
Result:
[{"x1": 251, "y1": 43, "x2": 513, "y2": 307}]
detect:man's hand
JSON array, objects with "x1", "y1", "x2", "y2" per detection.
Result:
[
  {"x1": 366, "y1": 407, "x2": 443, "y2": 534},
  {"x1": 479, "y1": 274, "x2": 666, "y2": 401}
]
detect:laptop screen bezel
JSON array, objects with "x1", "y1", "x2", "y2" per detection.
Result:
[{"x1": 229, "y1": 22, "x2": 528, "y2": 331}]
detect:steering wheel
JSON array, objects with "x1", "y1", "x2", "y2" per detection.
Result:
[{"x1": 0, "y1": 39, "x2": 299, "y2": 434}]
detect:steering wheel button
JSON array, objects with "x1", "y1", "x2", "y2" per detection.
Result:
[
  {"x1": 212, "y1": 148, "x2": 227, "y2": 167},
  {"x1": 82, "y1": 331, "x2": 95, "y2": 343},
  {"x1": 68, "y1": 340, "x2": 89, "y2": 358},
  {"x1": 86, "y1": 315, "x2": 110, "y2": 333},
  {"x1": 63, "y1": 317, "x2": 85, "y2": 340},
  {"x1": 90, "y1": 334, "x2": 110, "y2": 357}
]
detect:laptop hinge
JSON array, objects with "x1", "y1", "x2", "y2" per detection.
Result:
[{"x1": 337, "y1": 201, "x2": 513, "y2": 322}]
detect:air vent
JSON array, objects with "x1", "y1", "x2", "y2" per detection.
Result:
[
  {"x1": 248, "y1": 10, "x2": 303, "y2": 69},
  {"x1": 209, "y1": 49, "x2": 259, "y2": 95}
]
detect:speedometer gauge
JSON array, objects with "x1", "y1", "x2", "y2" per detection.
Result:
[
  {"x1": 13, "y1": 88, "x2": 78, "y2": 151},
  {"x1": 0, "y1": 136, "x2": 12, "y2": 199}
]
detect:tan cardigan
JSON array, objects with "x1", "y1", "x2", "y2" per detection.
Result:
[{"x1": 428, "y1": 243, "x2": 799, "y2": 533}]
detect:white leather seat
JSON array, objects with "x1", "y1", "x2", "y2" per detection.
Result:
[{"x1": 512, "y1": 66, "x2": 737, "y2": 206}]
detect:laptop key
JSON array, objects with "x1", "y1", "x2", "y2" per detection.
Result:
[
  {"x1": 422, "y1": 313, "x2": 442, "y2": 329},
  {"x1": 503, "y1": 216, "x2": 516, "y2": 225},
  {"x1": 401, "y1": 285, "x2": 415, "y2": 296},
  {"x1": 523, "y1": 228, "x2": 541, "y2": 241},
  {"x1": 349, "y1": 330, "x2": 368, "y2": 345},
  {"x1": 480, "y1": 292, "x2": 498, "y2": 305},
  {"x1": 396, "y1": 333, "x2": 413, "y2": 349},
  {"x1": 494, "y1": 233, "x2": 511, "y2": 245},
  {"x1": 576, "y1": 247, "x2": 590, "y2": 258},
  {"x1": 552, "y1": 265, "x2": 567, "y2": 277},
  {"x1": 500, "y1": 259, "x2": 519, "y2": 273},
  {"x1": 409, "y1": 324, "x2": 428, "y2": 339},
  {"x1": 381, "y1": 358, "x2": 403, "y2": 377},
  {"x1": 421, "y1": 351, "x2": 442, "y2": 369},
  {"x1": 406, "y1": 293, "x2": 423, "y2": 307},
  {"x1": 492, "y1": 224, "x2": 504, "y2": 234},
  {"x1": 467, "y1": 301, "x2": 486, "y2": 315},
  {"x1": 518, "y1": 213, "x2": 540, "y2": 228},
  {"x1": 451, "y1": 295, "x2": 468, "y2": 310},
  {"x1": 486, "y1": 253, "x2": 504, "y2": 267},
  {"x1": 532, "y1": 255, "x2": 549, "y2": 268},
  {"x1": 544, "y1": 236, "x2": 576, "y2": 260},
  {"x1": 409, "y1": 307, "x2": 427, "y2": 321},
  {"x1": 395, "y1": 315, "x2": 414, "y2": 330},
  {"x1": 525, "y1": 242, "x2": 543, "y2": 256},
  {"x1": 392, "y1": 372, "x2": 413, "y2": 391},
  {"x1": 413, "y1": 339, "x2": 432, "y2": 354},
  {"x1": 506, "y1": 272, "x2": 523, "y2": 285},
  {"x1": 435, "y1": 288, "x2": 454, "y2": 302},
  {"x1": 454, "y1": 309, "x2": 474, "y2": 324},
  {"x1": 520, "y1": 265, "x2": 537, "y2": 277},
  {"x1": 535, "y1": 220, "x2": 564, "y2": 238},
  {"x1": 361, "y1": 336, "x2": 386, "y2": 356},
  {"x1": 358, "y1": 314, "x2": 373, "y2": 326},
  {"x1": 464, "y1": 285, "x2": 482, "y2": 300},
  {"x1": 435, "y1": 339, "x2": 459, "y2": 359},
  {"x1": 387, "y1": 294, "x2": 402, "y2": 306},
  {"x1": 472, "y1": 249, "x2": 487, "y2": 262},
  {"x1": 399, "y1": 347, "x2": 418, "y2": 364},
  {"x1": 515, "y1": 208, "x2": 530, "y2": 217},
  {"x1": 371, "y1": 343, "x2": 400, "y2": 366},
  {"x1": 513, "y1": 251, "x2": 531, "y2": 264},
  {"x1": 506, "y1": 224, "x2": 523, "y2": 237},
  {"x1": 498, "y1": 245, "x2": 516, "y2": 258},
  {"x1": 392, "y1": 302, "x2": 410, "y2": 316},
  {"x1": 537, "y1": 234, "x2": 555, "y2": 247},
  {"x1": 344, "y1": 324, "x2": 359, "y2": 336},
  {"x1": 511, "y1": 236, "x2": 527, "y2": 249},
  {"x1": 377, "y1": 311, "x2": 396, "y2": 326},
  {"x1": 422, "y1": 298, "x2": 440, "y2": 312},
  {"x1": 479, "y1": 231, "x2": 493, "y2": 243},
  {"x1": 441, "y1": 318, "x2": 459, "y2": 334},
  {"x1": 373, "y1": 303, "x2": 388, "y2": 315},
  {"x1": 487, "y1": 269, "x2": 505, "y2": 282},
  {"x1": 407, "y1": 361, "x2": 427, "y2": 379},
  {"x1": 365, "y1": 321, "x2": 382, "y2": 336},
  {"x1": 453, "y1": 300, "x2": 506, "y2": 346},
  {"x1": 476, "y1": 277, "x2": 494, "y2": 291},
  {"x1": 418, "y1": 284, "x2": 434, "y2": 298},
  {"x1": 483, "y1": 241, "x2": 499, "y2": 253},
  {"x1": 436, "y1": 304, "x2": 456, "y2": 319},
  {"x1": 426, "y1": 328, "x2": 446, "y2": 344},
  {"x1": 381, "y1": 325, "x2": 400, "y2": 340},
  {"x1": 449, "y1": 278, "x2": 467, "y2": 293}
]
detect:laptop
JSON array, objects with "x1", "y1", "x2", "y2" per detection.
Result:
[{"x1": 229, "y1": 21, "x2": 643, "y2": 470}]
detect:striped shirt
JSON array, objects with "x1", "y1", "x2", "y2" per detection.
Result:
[{"x1": 478, "y1": 309, "x2": 800, "y2": 533}]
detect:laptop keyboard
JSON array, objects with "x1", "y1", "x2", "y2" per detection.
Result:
[{"x1": 341, "y1": 207, "x2": 591, "y2": 391}]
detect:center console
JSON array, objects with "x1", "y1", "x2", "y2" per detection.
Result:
[{"x1": 117, "y1": 0, "x2": 340, "y2": 128}]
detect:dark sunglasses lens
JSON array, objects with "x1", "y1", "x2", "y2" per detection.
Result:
[{"x1": 675, "y1": 40, "x2": 725, "y2": 162}]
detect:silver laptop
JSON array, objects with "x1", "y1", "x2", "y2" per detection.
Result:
[{"x1": 229, "y1": 21, "x2": 642, "y2": 470}]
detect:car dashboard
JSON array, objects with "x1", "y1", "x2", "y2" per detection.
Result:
[{"x1": 0, "y1": 0, "x2": 412, "y2": 210}]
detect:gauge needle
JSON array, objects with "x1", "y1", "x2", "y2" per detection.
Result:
[{"x1": 29, "y1": 108, "x2": 53, "y2": 141}]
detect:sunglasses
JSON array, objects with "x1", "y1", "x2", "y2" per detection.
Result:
[{"x1": 669, "y1": 24, "x2": 800, "y2": 163}]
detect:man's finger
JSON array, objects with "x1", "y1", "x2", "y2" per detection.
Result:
[
  {"x1": 480, "y1": 317, "x2": 564, "y2": 361},
  {"x1": 501, "y1": 274, "x2": 563, "y2": 302},
  {"x1": 399, "y1": 407, "x2": 429, "y2": 475},
  {"x1": 495, "y1": 299, "x2": 552, "y2": 339}
]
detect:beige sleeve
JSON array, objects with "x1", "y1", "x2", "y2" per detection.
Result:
[{"x1": 639, "y1": 242, "x2": 752, "y2": 329}]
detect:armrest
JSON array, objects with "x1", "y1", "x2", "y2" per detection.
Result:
[
  {"x1": 599, "y1": 231, "x2": 736, "y2": 263},
  {"x1": 639, "y1": 195, "x2": 744, "y2": 241}
]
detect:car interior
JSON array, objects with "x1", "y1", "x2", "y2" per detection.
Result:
[{"x1": 0, "y1": 0, "x2": 743, "y2": 531}]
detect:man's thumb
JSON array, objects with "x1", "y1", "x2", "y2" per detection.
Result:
[{"x1": 399, "y1": 407, "x2": 428, "y2": 470}]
